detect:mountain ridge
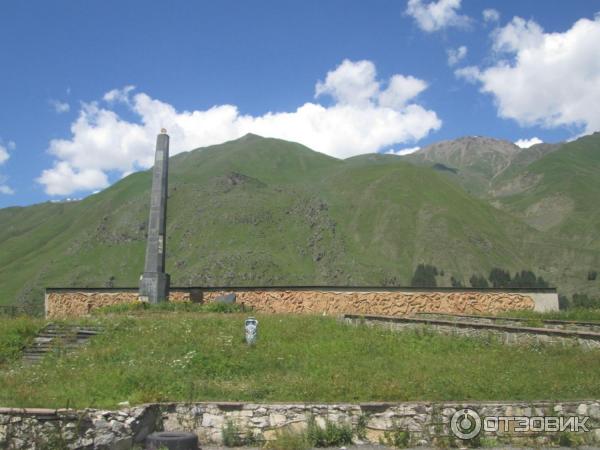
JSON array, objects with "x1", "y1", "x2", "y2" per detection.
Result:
[{"x1": 1, "y1": 133, "x2": 598, "y2": 312}]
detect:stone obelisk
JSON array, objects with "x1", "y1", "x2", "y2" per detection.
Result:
[{"x1": 139, "y1": 129, "x2": 170, "y2": 303}]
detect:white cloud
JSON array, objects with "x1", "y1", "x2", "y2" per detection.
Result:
[
  {"x1": 37, "y1": 60, "x2": 441, "y2": 196},
  {"x1": 378, "y1": 74, "x2": 428, "y2": 109},
  {"x1": 0, "y1": 145, "x2": 9, "y2": 165},
  {"x1": 315, "y1": 60, "x2": 379, "y2": 106},
  {"x1": 447, "y1": 45, "x2": 468, "y2": 66},
  {"x1": 0, "y1": 142, "x2": 14, "y2": 195},
  {"x1": 103, "y1": 85, "x2": 135, "y2": 103},
  {"x1": 37, "y1": 162, "x2": 109, "y2": 196},
  {"x1": 482, "y1": 8, "x2": 500, "y2": 23},
  {"x1": 50, "y1": 99, "x2": 70, "y2": 114},
  {"x1": 405, "y1": 0, "x2": 471, "y2": 33},
  {"x1": 514, "y1": 137, "x2": 543, "y2": 148},
  {"x1": 454, "y1": 65, "x2": 480, "y2": 82},
  {"x1": 386, "y1": 146, "x2": 421, "y2": 155},
  {"x1": 457, "y1": 15, "x2": 600, "y2": 135}
]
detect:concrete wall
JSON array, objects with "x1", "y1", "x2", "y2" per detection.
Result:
[
  {"x1": 45, "y1": 287, "x2": 558, "y2": 319},
  {"x1": 1, "y1": 401, "x2": 598, "y2": 449},
  {"x1": 529, "y1": 292, "x2": 561, "y2": 312}
]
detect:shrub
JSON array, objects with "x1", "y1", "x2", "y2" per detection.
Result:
[
  {"x1": 222, "y1": 420, "x2": 244, "y2": 447},
  {"x1": 587, "y1": 270, "x2": 597, "y2": 281},
  {"x1": 572, "y1": 293, "x2": 600, "y2": 309},
  {"x1": 94, "y1": 300, "x2": 248, "y2": 315},
  {"x1": 202, "y1": 302, "x2": 246, "y2": 313},
  {"x1": 469, "y1": 274, "x2": 489, "y2": 288},
  {"x1": 557, "y1": 431, "x2": 586, "y2": 447},
  {"x1": 382, "y1": 429, "x2": 410, "y2": 448},
  {"x1": 558, "y1": 294, "x2": 571, "y2": 310},
  {"x1": 510, "y1": 270, "x2": 549, "y2": 288},
  {"x1": 450, "y1": 276, "x2": 463, "y2": 288},
  {"x1": 489, "y1": 268, "x2": 511, "y2": 288},
  {"x1": 265, "y1": 428, "x2": 311, "y2": 450},
  {"x1": 306, "y1": 418, "x2": 353, "y2": 447},
  {"x1": 411, "y1": 264, "x2": 439, "y2": 287}
]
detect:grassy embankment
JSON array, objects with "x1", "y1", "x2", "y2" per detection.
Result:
[
  {"x1": 497, "y1": 308, "x2": 600, "y2": 322},
  {"x1": 1, "y1": 305, "x2": 600, "y2": 409}
]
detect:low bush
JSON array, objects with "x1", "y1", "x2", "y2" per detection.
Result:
[{"x1": 306, "y1": 417, "x2": 353, "y2": 447}]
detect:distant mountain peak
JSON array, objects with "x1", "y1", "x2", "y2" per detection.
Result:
[{"x1": 238, "y1": 132, "x2": 264, "y2": 141}]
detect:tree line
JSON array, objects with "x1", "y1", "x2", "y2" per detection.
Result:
[
  {"x1": 410, "y1": 264, "x2": 600, "y2": 310},
  {"x1": 410, "y1": 264, "x2": 550, "y2": 289}
]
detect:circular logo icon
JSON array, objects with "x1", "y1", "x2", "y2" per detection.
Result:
[{"x1": 450, "y1": 408, "x2": 482, "y2": 440}]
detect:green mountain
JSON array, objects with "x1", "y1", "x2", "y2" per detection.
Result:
[
  {"x1": 493, "y1": 133, "x2": 600, "y2": 244},
  {"x1": 0, "y1": 133, "x2": 599, "y2": 312}
]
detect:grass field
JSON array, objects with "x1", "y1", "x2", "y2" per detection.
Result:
[
  {"x1": 497, "y1": 308, "x2": 600, "y2": 322},
  {"x1": 1, "y1": 308, "x2": 600, "y2": 409}
]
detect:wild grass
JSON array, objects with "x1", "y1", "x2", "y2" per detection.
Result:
[
  {"x1": 264, "y1": 418, "x2": 352, "y2": 449},
  {"x1": 497, "y1": 307, "x2": 600, "y2": 322},
  {"x1": 0, "y1": 316, "x2": 44, "y2": 367},
  {"x1": 93, "y1": 301, "x2": 247, "y2": 315},
  {"x1": 0, "y1": 312, "x2": 599, "y2": 409}
]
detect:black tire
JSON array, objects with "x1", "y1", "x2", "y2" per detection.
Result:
[{"x1": 146, "y1": 431, "x2": 199, "y2": 450}]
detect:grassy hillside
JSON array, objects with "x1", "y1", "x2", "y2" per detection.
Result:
[
  {"x1": 0, "y1": 135, "x2": 549, "y2": 311},
  {"x1": 1, "y1": 133, "x2": 599, "y2": 310},
  {"x1": 496, "y1": 133, "x2": 600, "y2": 244},
  {"x1": 1, "y1": 310, "x2": 599, "y2": 408}
]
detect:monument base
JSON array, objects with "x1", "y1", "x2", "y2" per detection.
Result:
[{"x1": 139, "y1": 272, "x2": 170, "y2": 304}]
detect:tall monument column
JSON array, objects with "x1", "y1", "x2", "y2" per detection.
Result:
[{"x1": 139, "y1": 129, "x2": 170, "y2": 303}]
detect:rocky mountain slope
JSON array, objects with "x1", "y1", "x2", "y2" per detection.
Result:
[{"x1": 406, "y1": 136, "x2": 560, "y2": 197}]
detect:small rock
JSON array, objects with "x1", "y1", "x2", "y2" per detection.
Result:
[
  {"x1": 94, "y1": 431, "x2": 115, "y2": 446},
  {"x1": 215, "y1": 293, "x2": 236, "y2": 304}
]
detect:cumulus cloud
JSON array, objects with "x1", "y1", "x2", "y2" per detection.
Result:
[
  {"x1": 50, "y1": 99, "x2": 70, "y2": 113},
  {"x1": 386, "y1": 146, "x2": 421, "y2": 155},
  {"x1": 0, "y1": 145, "x2": 9, "y2": 165},
  {"x1": 447, "y1": 45, "x2": 468, "y2": 66},
  {"x1": 37, "y1": 162, "x2": 109, "y2": 196},
  {"x1": 456, "y1": 15, "x2": 600, "y2": 134},
  {"x1": 103, "y1": 85, "x2": 135, "y2": 103},
  {"x1": 37, "y1": 59, "x2": 441, "y2": 196},
  {"x1": 405, "y1": 0, "x2": 471, "y2": 33},
  {"x1": 0, "y1": 141, "x2": 14, "y2": 194},
  {"x1": 514, "y1": 137, "x2": 543, "y2": 148},
  {"x1": 0, "y1": 185, "x2": 15, "y2": 195},
  {"x1": 482, "y1": 8, "x2": 500, "y2": 23}
]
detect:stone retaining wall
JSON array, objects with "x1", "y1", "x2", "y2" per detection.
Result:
[
  {"x1": 416, "y1": 312, "x2": 600, "y2": 333},
  {"x1": 344, "y1": 314, "x2": 600, "y2": 349},
  {"x1": 1, "y1": 401, "x2": 598, "y2": 449},
  {"x1": 44, "y1": 287, "x2": 555, "y2": 319}
]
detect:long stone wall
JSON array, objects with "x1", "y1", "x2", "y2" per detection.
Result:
[
  {"x1": 203, "y1": 289, "x2": 537, "y2": 316},
  {"x1": 1, "y1": 401, "x2": 598, "y2": 449},
  {"x1": 344, "y1": 314, "x2": 600, "y2": 349},
  {"x1": 45, "y1": 287, "x2": 557, "y2": 319},
  {"x1": 44, "y1": 289, "x2": 195, "y2": 319}
]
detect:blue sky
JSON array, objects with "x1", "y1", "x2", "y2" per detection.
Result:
[{"x1": 0, "y1": 0, "x2": 599, "y2": 207}]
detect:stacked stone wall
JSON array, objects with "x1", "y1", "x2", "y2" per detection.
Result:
[
  {"x1": 45, "y1": 289, "x2": 538, "y2": 319},
  {"x1": 203, "y1": 290, "x2": 535, "y2": 317},
  {"x1": 1, "y1": 401, "x2": 598, "y2": 449}
]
